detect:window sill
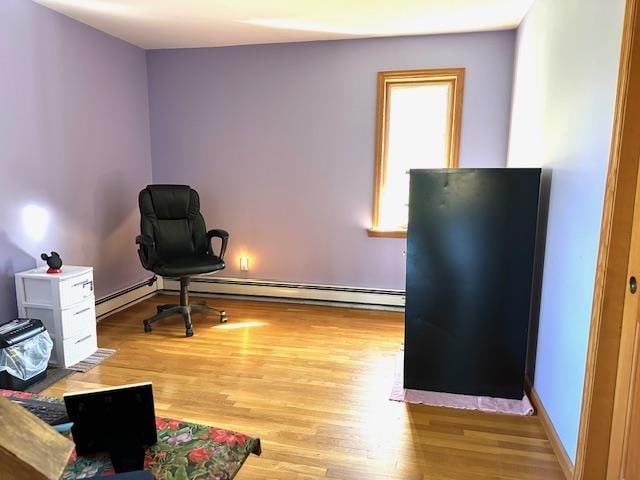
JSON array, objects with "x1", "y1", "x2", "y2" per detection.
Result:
[{"x1": 366, "y1": 228, "x2": 407, "y2": 239}]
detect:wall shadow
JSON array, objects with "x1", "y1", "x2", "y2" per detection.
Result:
[
  {"x1": 0, "y1": 232, "x2": 37, "y2": 320},
  {"x1": 92, "y1": 172, "x2": 150, "y2": 295},
  {"x1": 525, "y1": 168, "x2": 553, "y2": 384}
]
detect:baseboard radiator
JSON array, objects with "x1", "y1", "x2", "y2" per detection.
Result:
[
  {"x1": 161, "y1": 277, "x2": 405, "y2": 310},
  {"x1": 94, "y1": 276, "x2": 404, "y2": 320},
  {"x1": 95, "y1": 277, "x2": 162, "y2": 320}
]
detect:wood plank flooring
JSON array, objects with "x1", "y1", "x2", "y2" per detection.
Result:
[{"x1": 45, "y1": 295, "x2": 564, "y2": 479}]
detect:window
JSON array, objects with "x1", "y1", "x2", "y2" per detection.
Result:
[{"x1": 368, "y1": 68, "x2": 465, "y2": 238}]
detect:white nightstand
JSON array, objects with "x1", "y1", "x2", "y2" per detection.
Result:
[{"x1": 14, "y1": 266, "x2": 98, "y2": 367}]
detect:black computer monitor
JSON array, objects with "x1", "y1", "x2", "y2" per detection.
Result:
[{"x1": 63, "y1": 382, "x2": 157, "y2": 472}]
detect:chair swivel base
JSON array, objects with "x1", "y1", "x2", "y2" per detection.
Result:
[{"x1": 142, "y1": 300, "x2": 227, "y2": 337}]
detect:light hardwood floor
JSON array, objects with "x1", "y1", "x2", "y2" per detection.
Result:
[{"x1": 46, "y1": 295, "x2": 564, "y2": 479}]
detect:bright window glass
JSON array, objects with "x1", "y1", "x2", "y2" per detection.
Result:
[{"x1": 378, "y1": 83, "x2": 451, "y2": 230}]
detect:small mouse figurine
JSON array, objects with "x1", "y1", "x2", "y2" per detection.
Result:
[{"x1": 41, "y1": 251, "x2": 63, "y2": 274}]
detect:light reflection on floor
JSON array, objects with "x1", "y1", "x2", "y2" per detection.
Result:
[
  {"x1": 352, "y1": 354, "x2": 409, "y2": 467},
  {"x1": 212, "y1": 321, "x2": 268, "y2": 330}
]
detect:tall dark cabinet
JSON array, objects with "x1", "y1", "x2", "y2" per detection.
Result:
[{"x1": 404, "y1": 168, "x2": 541, "y2": 399}]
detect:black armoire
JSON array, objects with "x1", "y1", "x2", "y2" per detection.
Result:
[{"x1": 404, "y1": 168, "x2": 541, "y2": 399}]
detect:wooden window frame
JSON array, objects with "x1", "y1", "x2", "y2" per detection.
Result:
[{"x1": 368, "y1": 68, "x2": 465, "y2": 238}]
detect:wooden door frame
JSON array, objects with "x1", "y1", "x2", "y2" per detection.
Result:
[{"x1": 574, "y1": 0, "x2": 640, "y2": 478}]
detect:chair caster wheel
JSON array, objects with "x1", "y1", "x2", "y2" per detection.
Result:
[
  {"x1": 144, "y1": 323, "x2": 152, "y2": 333},
  {"x1": 186, "y1": 328, "x2": 194, "y2": 337}
]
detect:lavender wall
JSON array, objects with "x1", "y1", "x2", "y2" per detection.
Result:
[
  {"x1": 507, "y1": 0, "x2": 625, "y2": 461},
  {"x1": 0, "y1": 0, "x2": 153, "y2": 319},
  {"x1": 147, "y1": 31, "x2": 516, "y2": 289}
]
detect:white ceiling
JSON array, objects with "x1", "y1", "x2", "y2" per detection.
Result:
[{"x1": 33, "y1": 0, "x2": 534, "y2": 50}]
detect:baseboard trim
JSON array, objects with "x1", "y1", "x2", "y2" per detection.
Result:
[
  {"x1": 95, "y1": 277, "x2": 161, "y2": 320},
  {"x1": 161, "y1": 276, "x2": 405, "y2": 310},
  {"x1": 527, "y1": 383, "x2": 574, "y2": 479}
]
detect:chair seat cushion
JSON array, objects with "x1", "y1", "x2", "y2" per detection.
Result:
[{"x1": 154, "y1": 254, "x2": 225, "y2": 277}]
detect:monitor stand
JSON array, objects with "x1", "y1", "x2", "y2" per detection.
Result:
[{"x1": 109, "y1": 441, "x2": 145, "y2": 473}]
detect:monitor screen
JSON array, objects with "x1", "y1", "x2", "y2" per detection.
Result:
[{"x1": 63, "y1": 382, "x2": 157, "y2": 456}]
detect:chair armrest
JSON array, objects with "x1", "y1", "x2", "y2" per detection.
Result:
[
  {"x1": 206, "y1": 229, "x2": 229, "y2": 261},
  {"x1": 136, "y1": 234, "x2": 158, "y2": 270}
]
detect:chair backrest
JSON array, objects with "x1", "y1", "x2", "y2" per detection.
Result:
[{"x1": 139, "y1": 185, "x2": 208, "y2": 259}]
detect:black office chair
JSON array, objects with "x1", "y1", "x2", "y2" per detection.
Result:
[{"x1": 136, "y1": 185, "x2": 228, "y2": 337}]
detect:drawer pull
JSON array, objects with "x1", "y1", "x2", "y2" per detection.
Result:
[
  {"x1": 75, "y1": 335, "x2": 92, "y2": 344},
  {"x1": 72, "y1": 280, "x2": 94, "y2": 290},
  {"x1": 74, "y1": 307, "x2": 91, "y2": 316}
]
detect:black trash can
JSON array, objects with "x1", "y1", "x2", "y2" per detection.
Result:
[{"x1": 0, "y1": 319, "x2": 50, "y2": 391}]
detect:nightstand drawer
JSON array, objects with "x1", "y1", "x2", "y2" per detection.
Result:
[
  {"x1": 15, "y1": 266, "x2": 94, "y2": 309},
  {"x1": 60, "y1": 271, "x2": 94, "y2": 308},
  {"x1": 23, "y1": 299, "x2": 96, "y2": 341},
  {"x1": 56, "y1": 332, "x2": 97, "y2": 368},
  {"x1": 61, "y1": 301, "x2": 97, "y2": 339}
]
